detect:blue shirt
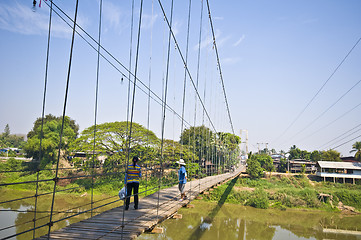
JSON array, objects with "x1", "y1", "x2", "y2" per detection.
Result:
[{"x1": 178, "y1": 166, "x2": 187, "y2": 184}]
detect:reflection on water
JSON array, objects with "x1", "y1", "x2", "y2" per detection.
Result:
[
  {"x1": 0, "y1": 189, "x2": 119, "y2": 239},
  {"x1": 138, "y1": 201, "x2": 361, "y2": 240}
]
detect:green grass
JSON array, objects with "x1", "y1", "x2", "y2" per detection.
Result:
[{"x1": 202, "y1": 174, "x2": 361, "y2": 211}]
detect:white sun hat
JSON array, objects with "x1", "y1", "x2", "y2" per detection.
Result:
[{"x1": 176, "y1": 159, "x2": 186, "y2": 165}]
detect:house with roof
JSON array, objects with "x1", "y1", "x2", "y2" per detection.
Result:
[
  {"x1": 289, "y1": 159, "x2": 316, "y2": 173},
  {"x1": 316, "y1": 161, "x2": 361, "y2": 184}
]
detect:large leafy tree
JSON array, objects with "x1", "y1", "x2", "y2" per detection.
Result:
[
  {"x1": 247, "y1": 156, "x2": 264, "y2": 179},
  {"x1": 310, "y1": 150, "x2": 322, "y2": 162},
  {"x1": 27, "y1": 114, "x2": 79, "y2": 139},
  {"x1": 180, "y1": 125, "x2": 214, "y2": 160},
  {"x1": 24, "y1": 116, "x2": 78, "y2": 166},
  {"x1": 321, "y1": 149, "x2": 341, "y2": 162},
  {"x1": 288, "y1": 145, "x2": 310, "y2": 160},
  {"x1": 71, "y1": 121, "x2": 159, "y2": 164},
  {"x1": 350, "y1": 141, "x2": 361, "y2": 161}
]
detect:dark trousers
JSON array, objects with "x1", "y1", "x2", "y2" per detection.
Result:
[{"x1": 125, "y1": 182, "x2": 139, "y2": 208}]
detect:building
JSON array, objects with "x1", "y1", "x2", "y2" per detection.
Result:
[
  {"x1": 289, "y1": 159, "x2": 316, "y2": 174},
  {"x1": 316, "y1": 161, "x2": 361, "y2": 184}
]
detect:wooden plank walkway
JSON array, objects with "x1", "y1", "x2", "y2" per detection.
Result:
[{"x1": 37, "y1": 167, "x2": 244, "y2": 240}]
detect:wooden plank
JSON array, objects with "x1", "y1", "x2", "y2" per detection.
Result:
[{"x1": 35, "y1": 170, "x2": 241, "y2": 240}]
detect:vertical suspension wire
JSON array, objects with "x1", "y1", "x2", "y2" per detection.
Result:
[
  {"x1": 121, "y1": 0, "x2": 144, "y2": 239},
  {"x1": 47, "y1": 0, "x2": 79, "y2": 237},
  {"x1": 196, "y1": 0, "x2": 204, "y2": 192},
  {"x1": 146, "y1": 0, "x2": 154, "y2": 196},
  {"x1": 33, "y1": 1, "x2": 53, "y2": 238},
  {"x1": 126, "y1": 0, "x2": 135, "y2": 126},
  {"x1": 180, "y1": 0, "x2": 192, "y2": 152},
  {"x1": 91, "y1": 0, "x2": 103, "y2": 218},
  {"x1": 157, "y1": 0, "x2": 174, "y2": 220},
  {"x1": 205, "y1": 0, "x2": 234, "y2": 135}
]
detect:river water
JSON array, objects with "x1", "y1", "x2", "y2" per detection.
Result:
[
  {"x1": 1, "y1": 190, "x2": 361, "y2": 240},
  {"x1": 138, "y1": 200, "x2": 361, "y2": 240},
  {"x1": 0, "y1": 189, "x2": 119, "y2": 239}
]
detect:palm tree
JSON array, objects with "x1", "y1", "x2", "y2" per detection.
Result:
[{"x1": 350, "y1": 141, "x2": 361, "y2": 161}]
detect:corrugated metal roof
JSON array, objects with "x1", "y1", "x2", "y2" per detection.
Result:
[{"x1": 317, "y1": 161, "x2": 361, "y2": 170}]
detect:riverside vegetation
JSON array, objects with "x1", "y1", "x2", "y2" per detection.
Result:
[{"x1": 202, "y1": 174, "x2": 361, "y2": 212}]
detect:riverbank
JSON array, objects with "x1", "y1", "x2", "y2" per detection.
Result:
[{"x1": 201, "y1": 173, "x2": 361, "y2": 213}]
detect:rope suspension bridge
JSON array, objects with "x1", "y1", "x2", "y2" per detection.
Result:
[{"x1": 1, "y1": 0, "x2": 241, "y2": 239}]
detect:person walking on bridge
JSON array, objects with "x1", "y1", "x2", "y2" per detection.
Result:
[
  {"x1": 125, "y1": 156, "x2": 142, "y2": 210},
  {"x1": 177, "y1": 159, "x2": 187, "y2": 201}
]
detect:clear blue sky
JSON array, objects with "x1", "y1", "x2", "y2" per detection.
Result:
[{"x1": 0, "y1": 0, "x2": 360, "y2": 157}]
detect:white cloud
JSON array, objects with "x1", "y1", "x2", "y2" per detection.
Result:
[
  {"x1": 233, "y1": 34, "x2": 245, "y2": 47},
  {"x1": 141, "y1": 13, "x2": 158, "y2": 30},
  {"x1": 222, "y1": 57, "x2": 240, "y2": 65},
  {"x1": 102, "y1": 1, "x2": 122, "y2": 29},
  {"x1": 0, "y1": 2, "x2": 73, "y2": 38},
  {"x1": 213, "y1": 16, "x2": 224, "y2": 21}
]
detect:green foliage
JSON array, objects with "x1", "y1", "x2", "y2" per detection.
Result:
[
  {"x1": 350, "y1": 141, "x2": 361, "y2": 161},
  {"x1": 321, "y1": 149, "x2": 341, "y2": 162},
  {"x1": 255, "y1": 154, "x2": 274, "y2": 172},
  {"x1": 0, "y1": 124, "x2": 25, "y2": 149},
  {"x1": 310, "y1": 150, "x2": 322, "y2": 162},
  {"x1": 246, "y1": 157, "x2": 264, "y2": 179},
  {"x1": 24, "y1": 115, "x2": 78, "y2": 167},
  {"x1": 288, "y1": 145, "x2": 310, "y2": 160},
  {"x1": 333, "y1": 189, "x2": 361, "y2": 209},
  {"x1": 246, "y1": 188, "x2": 269, "y2": 209},
  {"x1": 278, "y1": 158, "x2": 288, "y2": 172}
]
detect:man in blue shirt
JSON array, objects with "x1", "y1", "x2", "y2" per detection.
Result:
[{"x1": 177, "y1": 159, "x2": 187, "y2": 201}]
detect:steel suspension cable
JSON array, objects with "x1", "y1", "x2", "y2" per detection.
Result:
[
  {"x1": 90, "y1": 0, "x2": 102, "y2": 218},
  {"x1": 157, "y1": 0, "x2": 218, "y2": 134},
  {"x1": 42, "y1": 0, "x2": 194, "y2": 131},
  {"x1": 145, "y1": 0, "x2": 154, "y2": 196},
  {"x1": 47, "y1": 0, "x2": 79, "y2": 237},
  {"x1": 157, "y1": 0, "x2": 174, "y2": 220},
  {"x1": 33, "y1": 0, "x2": 53, "y2": 238},
  {"x1": 205, "y1": 0, "x2": 235, "y2": 135},
  {"x1": 180, "y1": 0, "x2": 192, "y2": 151},
  {"x1": 121, "y1": 0, "x2": 144, "y2": 239}
]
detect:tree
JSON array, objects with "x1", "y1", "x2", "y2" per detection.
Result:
[
  {"x1": 350, "y1": 141, "x2": 361, "y2": 161},
  {"x1": 71, "y1": 121, "x2": 159, "y2": 165},
  {"x1": 288, "y1": 145, "x2": 310, "y2": 160},
  {"x1": 278, "y1": 158, "x2": 288, "y2": 173},
  {"x1": 27, "y1": 114, "x2": 79, "y2": 139},
  {"x1": 246, "y1": 156, "x2": 264, "y2": 179},
  {"x1": 180, "y1": 125, "x2": 214, "y2": 160},
  {"x1": 310, "y1": 150, "x2": 322, "y2": 162},
  {"x1": 321, "y1": 149, "x2": 341, "y2": 162},
  {"x1": 4, "y1": 124, "x2": 10, "y2": 137},
  {"x1": 0, "y1": 124, "x2": 25, "y2": 149},
  {"x1": 24, "y1": 115, "x2": 78, "y2": 167},
  {"x1": 254, "y1": 154, "x2": 274, "y2": 172}
]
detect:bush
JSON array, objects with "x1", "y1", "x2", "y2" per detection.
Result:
[
  {"x1": 246, "y1": 188, "x2": 269, "y2": 209},
  {"x1": 334, "y1": 189, "x2": 361, "y2": 209}
]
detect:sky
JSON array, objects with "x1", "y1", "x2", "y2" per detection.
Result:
[{"x1": 0, "y1": 0, "x2": 360, "y2": 157}]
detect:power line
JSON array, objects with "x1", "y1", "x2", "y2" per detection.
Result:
[
  {"x1": 301, "y1": 102, "x2": 361, "y2": 145},
  {"x1": 320, "y1": 124, "x2": 361, "y2": 149},
  {"x1": 273, "y1": 36, "x2": 361, "y2": 144},
  {"x1": 331, "y1": 134, "x2": 361, "y2": 151},
  {"x1": 283, "y1": 78, "x2": 361, "y2": 144}
]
